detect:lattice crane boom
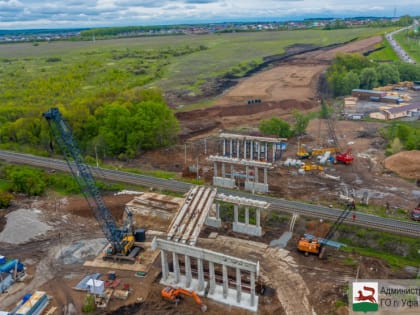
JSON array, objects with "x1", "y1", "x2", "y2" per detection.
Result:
[{"x1": 43, "y1": 107, "x2": 123, "y2": 253}]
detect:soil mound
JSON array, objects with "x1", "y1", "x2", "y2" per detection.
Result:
[{"x1": 383, "y1": 150, "x2": 420, "y2": 179}]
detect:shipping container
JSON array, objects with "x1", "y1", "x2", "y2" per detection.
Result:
[{"x1": 0, "y1": 260, "x2": 24, "y2": 273}]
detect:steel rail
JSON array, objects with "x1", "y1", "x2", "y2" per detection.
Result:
[{"x1": 0, "y1": 150, "x2": 418, "y2": 237}]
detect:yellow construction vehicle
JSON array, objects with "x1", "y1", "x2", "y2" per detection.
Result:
[
  {"x1": 296, "y1": 141, "x2": 310, "y2": 159},
  {"x1": 311, "y1": 147, "x2": 337, "y2": 156},
  {"x1": 300, "y1": 163, "x2": 324, "y2": 172},
  {"x1": 161, "y1": 286, "x2": 207, "y2": 312}
]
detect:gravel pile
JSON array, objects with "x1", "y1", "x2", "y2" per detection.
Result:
[
  {"x1": 56, "y1": 238, "x2": 107, "y2": 264},
  {"x1": 0, "y1": 209, "x2": 52, "y2": 244}
]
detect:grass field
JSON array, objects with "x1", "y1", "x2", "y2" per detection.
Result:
[
  {"x1": 394, "y1": 31, "x2": 420, "y2": 63},
  {"x1": 0, "y1": 27, "x2": 393, "y2": 102},
  {"x1": 368, "y1": 38, "x2": 399, "y2": 61}
]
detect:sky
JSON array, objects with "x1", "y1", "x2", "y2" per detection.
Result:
[{"x1": 0, "y1": 0, "x2": 418, "y2": 29}]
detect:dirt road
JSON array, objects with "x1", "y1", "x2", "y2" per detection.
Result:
[{"x1": 176, "y1": 36, "x2": 383, "y2": 137}]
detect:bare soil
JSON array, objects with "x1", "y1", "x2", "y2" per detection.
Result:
[
  {"x1": 175, "y1": 36, "x2": 383, "y2": 138},
  {"x1": 1, "y1": 35, "x2": 418, "y2": 315},
  {"x1": 383, "y1": 150, "x2": 420, "y2": 179}
]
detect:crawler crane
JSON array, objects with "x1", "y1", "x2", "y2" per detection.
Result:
[
  {"x1": 297, "y1": 202, "x2": 354, "y2": 258},
  {"x1": 43, "y1": 107, "x2": 139, "y2": 260}
]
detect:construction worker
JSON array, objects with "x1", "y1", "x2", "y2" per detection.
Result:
[{"x1": 352, "y1": 213, "x2": 356, "y2": 221}]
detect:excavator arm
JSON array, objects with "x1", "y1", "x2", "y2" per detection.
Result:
[{"x1": 161, "y1": 286, "x2": 207, "y2": 312}]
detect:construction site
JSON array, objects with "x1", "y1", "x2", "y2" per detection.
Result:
[{"x1": 0, "y1": 35, "x2": 419, "y2": 315}]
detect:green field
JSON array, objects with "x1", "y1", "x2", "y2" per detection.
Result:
[
  {"x1": 0, "y1": 27, "x2": 393, "y2": 101},
  {"x1": 368, "y1": 38, "x2": 399, "y2": 61},
  {"x1": 394, "y1": 31, "x2": 420, "y2": 63}
]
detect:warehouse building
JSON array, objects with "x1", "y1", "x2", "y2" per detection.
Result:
[{"x1": 369, "y1": 103, "x2": 420, "y2": 120}]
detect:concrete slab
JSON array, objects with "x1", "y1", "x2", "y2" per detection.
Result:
[
  {"x1": 160, "y1": 273, "x2": 207, "y2": 297},
  {"x1": 245, "y1": 181, "x2": 268, "y2": 193},
  {"x1": 232, "y1": 222, "x2": 262, "y2": 237},
  {"x1": 270, "y1": 231, "x2": 292, "y2": 248},
  {"x1": 205, "y1": 216, "x2": 222, "y2": 228},
  {"x1": 208, "y1": 232, "x2": 218, "y2": 239},
  {"x1": 213, "y1": 177, "x2": 236, "y2": 189},
  {"x1": 207, "y1": 284, "x2": 258, "y2": 313}
]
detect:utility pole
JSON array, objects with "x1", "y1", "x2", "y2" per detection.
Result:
[
  {"x1": 204, "y1": 138, "x2": 207, "y2": 155},
  {"x1": 196, "y1": 157, "x2": 199, "y2": 181},
  {"x1": 95, "y1": 145, "x2": 99, "y2": 168}
]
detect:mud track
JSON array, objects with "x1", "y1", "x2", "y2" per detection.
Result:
[{"x1": 175, "y1": 36, "x2": 383, "y2": 139}]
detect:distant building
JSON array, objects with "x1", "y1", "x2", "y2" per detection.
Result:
[
  {"x1": 369, "y1": 103, "x2": 420, "y2": 120},
  {"x1": 352, "y1": 89, "x2": 386, "y2": 99},
  {"x1": 344, "y1": 97, "x2": 357, "y2": 113}
]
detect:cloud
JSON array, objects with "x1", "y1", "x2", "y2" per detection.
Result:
[
  {"x1": 0, "y1": 0, "x2": 24, "y2": 12},
  {"x1": 184, "y1": 0, "x2": 217, "y2": 3},
  {"x1": 0, "y1": 0, "x2": 418, "y2": 29}
]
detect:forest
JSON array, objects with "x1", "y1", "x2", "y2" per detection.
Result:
[{"x1": 326, "y1": 53, "x2": 420, "y2": 96}]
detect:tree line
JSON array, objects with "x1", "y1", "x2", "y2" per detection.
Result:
[
  {"x1": 0, "y1": 45, "x2": 211, "y2": 160},
  {"x1": 326, "y1": 53, "x2": 420, "y2": 96}
]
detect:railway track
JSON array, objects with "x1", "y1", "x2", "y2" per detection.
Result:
[{"x1": 0, "y1": 150, "x2": 419, "y2": 237}]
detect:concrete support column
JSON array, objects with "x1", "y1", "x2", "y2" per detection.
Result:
[
  {"x1": 256, "y1": 208, "x2": 261, "y2": 228},
  {"x1": 265, "y1": 143, "x2": 268, "y2": 161},
  {"x1": 257, "y1": 141, "x2": 261, "y2": 160},
  {"x1": 244, "y1": 140, "x2": 247, "y2": 159},
  {"x1": 214, "y1": 162, "x2": 217, "y2": 177},
  {"x1": 254, "y1": 167, "x2": 258, "y2": 183},
  {"x1": 245, "y1": 207, "x2": 249, "y2": 225},
  {"x1": 216, "y1": 202, "x2": 220, "y2": 220},
  {"x1": 197, "y1": 258, "x2": 205, "y2": 292},
  {"x1": 236, "y1": 268, "x2": 242, "y2": 303},
  {"x1": 221, "y1": 162, "x2": 226, "y2": 178},
  {"x1": 161, "y1": 250, "x2": 168, "y2": 281},
  {"x1": 245, "y1": 165, "x2": 249, "y2": 181},
  {"x1": 230, "y1": 140, "x2": 233, "y2": 158},
  {"x1": 272, "y1": 144, "x2": 276, "y2": 162},
  {"x1": 223, "y1": 139, "x2": 226, "y2": 156},
  {"x1": 185, "y1": 255, "x2": 192, "y2": 288},
  {"x1": 222, "y1": 264, "x2": 228, "y2": 298},
  {"x1": 250, "y1": 271, "x2": 256, "y2": 307},
  {"x1": 237, "y1": 140, "x2": 240, "y2": 159},
  {"x1": 209, "y1": 261, "x2": 216, "y2": 295},
  {"x1": 264, "y1": 167, "x2": 268, "y2": 185},
  {"x1": 172, "y1": 252, "x2": 180, "y2": 284},
  {"x1": 250, "y1": 141, "x2": 254, "y2": 160},
  {"x1": 234, "y1": 204, "x2": 239, "y2": 223},
  {"x1": 231, "y1": 164, "x2": 234, "y2": 179}
]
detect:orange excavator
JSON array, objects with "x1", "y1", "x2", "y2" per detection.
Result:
[
  {"x1": 161, "y1": 286, "x2": 208, "y2": 312},
  {"x1": 297, "y1": 202, "x2": 354, "y2": 258}
]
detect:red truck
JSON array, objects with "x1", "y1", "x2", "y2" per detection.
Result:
[{"x1": 410, "y1": 204, "x2": 420, "y2": 221}]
